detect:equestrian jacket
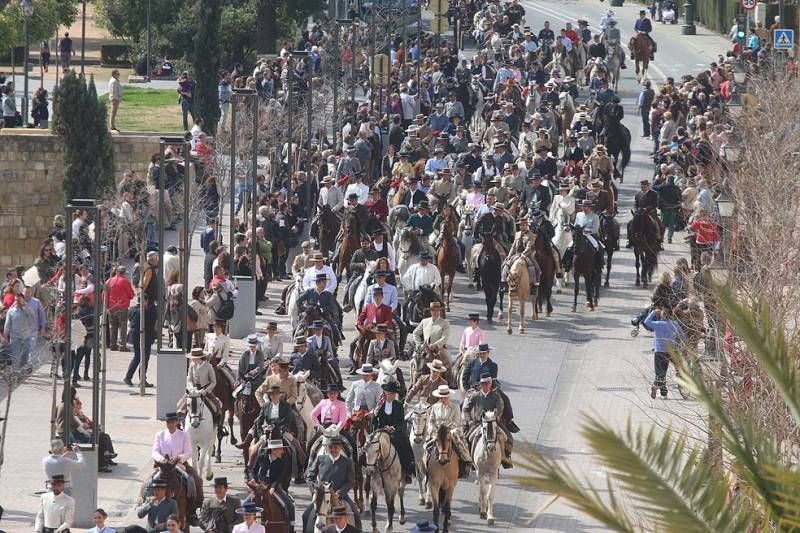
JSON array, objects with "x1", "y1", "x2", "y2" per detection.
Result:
[
  {"x1": 462, "y1": 357, "x2": 499, "y2": 390},
  {"x1": 253, "y1": 399, "x2": 292, "y2": 437},
  {"x1": 306, "y1": 454, "x2": 355, "y2": 494}
]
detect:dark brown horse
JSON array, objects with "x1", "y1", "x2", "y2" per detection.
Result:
[
  {"x1": 354, "y1": 328, "x2": 376, "y2": 370},
  {"x1": 630, "y1": 32, "x2": 652, "y2": 82},
  {"x1": 152, "y1": 461, "x2": 202, "y2": 530},
  {"x1": 234, "y1": 385, "x2": 261, "y2": 478},
  {"x1": 311, "y1": 205, "x2": 340, "y2": 258},
  {"x1": 347, "y1": 410, "x2": 372, "y2": 510},
  {"x1": 599, "y1": 212, "x2": 620, "y2": 287},
  {"x1": 570, "y1": 226, "x2": 601, "y2": 312},
  {"x1": 629, "y1": 208, "x2": 660, "y2": 288},
  {"x1": 532, "y1": 224, "x2": 557, "y2": 317},
  {"x1": 249, "y1": 482, "x2": 293, "y2": 533},
  {"x1": 337, "y1": 209, "x2": 363, "y2": 279},
  {"x1": 436, "y1": 219, "x2": 459, "y2": 311},
  {"x1": 209, "y1": 361, "x2": 237, "y2": 463}
]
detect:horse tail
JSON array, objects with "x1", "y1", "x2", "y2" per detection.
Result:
[{"x1": 621, "y1": 128, "x2": 631, "y2": 169}]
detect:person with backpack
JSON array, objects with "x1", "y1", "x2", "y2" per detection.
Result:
[{"x1": 205, "y1": 282, "x2": 235, "y2": 325}]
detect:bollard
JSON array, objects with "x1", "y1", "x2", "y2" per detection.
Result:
[
  {"x1": 69, "y1": 448, "x2": 98, "y2": 528},
  {"x1": 156, "y1": 348, "x2": 186, "y2": 420},
  {"x1": 682, "y1": 1, "x2": 697, "y2": 35},
  {"x1": 228, "y1": 277, "x2": 256, "y2": 339}
]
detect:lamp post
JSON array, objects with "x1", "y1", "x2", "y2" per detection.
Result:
[
  {"x1": 335, "y1": 19, "x2": 353, "y2": 148},
  {"x1": 146, "y1": 0, "x2": 151, "y2": 81},
  {"x1": 21, "y1": 0, "x2": 34, "y2": 127},
  {"x1": 350, "y1": 20, "x2": 358, "y2": 121},
  {"x1": 80, "y1": 0, "x2": 87, "y2": 75}
]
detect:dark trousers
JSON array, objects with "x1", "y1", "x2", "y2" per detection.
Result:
[
  {"x1": 125, "y1": 336, "x2": 153, "y2": 382},
  {"x1": 181, "y1": 98, "x2": 194, "y2": 130},
  {"x1": 653, "y1": 351, "x2": 671, "y2": 390},
  {"x1": 641, "y1": 108, "x2": 651, "y2": 137}
]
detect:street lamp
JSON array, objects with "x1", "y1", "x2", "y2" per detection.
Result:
[
  {"x1": 21, "y1": 0, "x2": 34, "y2": 127},
  {"x1": 334, "y1": 18, "x2": 353, "y2": 147}
]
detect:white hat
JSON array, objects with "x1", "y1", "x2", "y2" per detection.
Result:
[
  {"x1": 432, "y1": 385, "x2": 454, "y2": 398},
  {"x1": 356, "y1": 363, "x2": 378, "y2": 375}
]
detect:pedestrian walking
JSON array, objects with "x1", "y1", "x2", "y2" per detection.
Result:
[
  {"x1": 31, "y1": 88, "x2": 49, "y2": 129},
  {"x1": 58, "y1": 32, "x2": 74, "y2": 72},
  {"x1": 3, "y1": 291, "x2": 40, "y2": 372},
  {"x1": 108, "y1": 69, "x2": 122, "y2": 131},
  {"x1": 105, "y1": 265, "x2": 135, "y2": 351},
  {"x1": 40, "y1": 41, "x2": 51, "y2": 72},
  {"x1": 177, "y1": 71, "x2": 196, "y2": 131},
  {"x1": 643, "y1": 307, "x2": 684, "y2": 398},
  {"x1": 123, "y1": 296, "x2": 156, "y2": 387}
]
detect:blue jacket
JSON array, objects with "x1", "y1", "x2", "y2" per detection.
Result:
[
  {"x1": 643, "y1": 310, "x2": 683, "y2": 353},
  {"x1": 462, "y1": 357, "x2": 499, "y2": 390},
  {"x1": 634, "y1": 18, "x2": 653, "y2": 34}
]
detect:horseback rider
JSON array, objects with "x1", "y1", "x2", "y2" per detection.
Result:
[
  {"x1": 150, "y1": 412, "x2": 202, "y2": 516},
  {"x1": 237, "y1": 384, "x2": 294, "y2": 456},
  {"x1": 367, "y1": 324, "x2": 398, "y2": 365},
  {"x1": 307, "y1": 320, "x2": 342, "y2": 385},
  {"x1": 370, "y1": 229, "x2": 395, "y2": 271},
  {"x1": 342, "y1": 235, "x2": 378, "y2": 311},
  {"x1": 585, "y1": 144, "x2": 614, "y2": 183},
  {"x1": 237, "y1": 334, "x2": 267, "y2": 393},
  {"x1": 401, "y1": 250, "x2": 442, "y2": 296},
  {"x1": 249, "y1": 440, "x2": 295, "y2": 530},
  {"x1": 590, "y1": 179, "x2": 616, "y2": 216},
  {"x1": 627, "y1": 178, "x2": 665, "y2": 249},
  {"x1": 177, "y1": 347, "x2": 222, "y2": 426},
  {"x1": 459, "y1": 313, "x2": 486, "y2": 355},
  {"x1": 531, "y1": 205, "x2": 562, "y2": 274},
  {"x1": 407, "y1": 201, "x2": 435, "y2": 256},
  {"x1": 633, "y1": 10, "x2": 656, "y2": 61},
  {"x1": 569, "y1": 199, "x2": 605, "y2": 267},
  {"x1": 207, "y1": 320, "x2": 236, "y2": 387},
  {"x1": 604, "y1": 19, "x2": 627, "y2": 69},
  {"x1": 304, "y1": 435, "x2": 360, "y2": 523},
  {"x1": 255, "y1": 355, "x2": 298, "y2": 407},
  {"x1": 370, "y1": 379, "x2": 416, "y2": 483},
  {"x1": 301, "y1": 252, "x2": 337, "y2": 293},
  {"x1": 405, "y1": 358, "x2": 450, "y2": 407},
  {"x1": 425, "y1": 385, "x2": 474, "y2": 478},
  {"x1": 501, "y1": 217, "x2": 540, "y2": 295},
  {"x1": 199, "y1": 477, "x2": 242, "y2": 533},
  {"x1": 463, "y1": 373, "x2": 514, "y2": 468},
  {"x1": 290, "y1": 336, "x2": 321, "y2": 382},
  {"x1": 308, "y1": 383, "x2": 349, "y2": 450},
  {"x1": 412, "y1": 301, "x2": 451, "y2": 365},
  {"x1": 346, "y1": 362, "x2": 382, "y2": 414},
  {"x1": 291, "y1": 241, "x2": 315, "y2": 278},
  {"x1": 364, "y1": 271, "x2": 399, "y2": 312}
]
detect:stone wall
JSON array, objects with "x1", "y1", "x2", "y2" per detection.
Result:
[{"x1": 0, "y1": 130, "x2": 162, "y2": 272}]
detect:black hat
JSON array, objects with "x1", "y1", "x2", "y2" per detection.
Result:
[
  {"x1": 468, "y1": 312, "x2": 480, "y2": 321},
  {"x1": 420, "y1": 250, "x2": 432, "y2": 260},
  {"x1": 315, "y1": 273, "x2": 327, "y2": 282},
  {"x1": 371, "y1": 228, "x2": 384, "y2": 236},
  {"x1": 375, "y1": 270, "x2": 388, "y2": 277},
  {"x1": 294, "y1": 336, "x2": 307, "y2": 346},
  {"x1": 235, "y1": 502, "x2": 263, "y2": 515},
  {"x1": 165, "y1": 412, "x2": 180, "y2": 421},
  {"x1": 331, "y1": 505, "x2": 350, "y2": 518},
  {"x1": 312, "y1": 320, "x2": 325, "y2": 329},
  {"x1": 376, "y1": 324, "x2": 389, "y2": 332},
  {"x1": 348, "y1": 192, "x2": 359, "y2": 200},
  {"x1": 50, "y1": 474, "x2": 66, "y2": 483},
  {"x1": 478, "y1": 343, "x2": 491, "y2": 352},
  {"x1": 381, "y1": 380, "x2": 401, "y2": 393},
  {"x1": 213, "y1": 477, "x2": 228, "y2": 487},
  {"x1": 325, "y1": 383, "x2": 344, "y2": 393}
]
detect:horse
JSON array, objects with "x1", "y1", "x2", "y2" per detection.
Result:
[
  {"x1": 472, "y1": 412, "x2": 505, "y2": 526},
  {"x1": 599, "y1": 212, "x2": 620, "y2": 287},
  {"x1": 427, "y1": 425, "x2": 459, "y2": 533},
  {"x1": 407, "y1": 402, "x2": 430, "y2": 505},
  {"x1": 234, "y1": 378, "x2": 262, "y2": 477},
  {"x1": 287, "y1": 274, "x2": 305, "y2": 331},
  {"x1": 348, "y1": 410, "x2": 372, "y2": 510},
  {"x1": 552, "y1": 204, "x2": 572, "y2": 294},
  {"x1": 311, "y1": 205, "x2": 341, "y2": 259},
  {"x1": 337, "y1": 209, "x2": 363, "y2": 279},
  {"x1": 364, "y1": 429, "x2": 407, "y2": 533},
  {"x1": 436, "y1": 222, "x2": 459, "y2": 312},
  {"x1": 603, "y1": 119, "x2": 631, "y2": 183},
  {"x1": 397, "y1": 227, "x2": 421, "y2": 289},
  {"x1": 506, "y1": 256, "x2": 535, "y2": 334},
  {"x1": 476, "y1": 238, "x2": 502, "y2": 322},
  {"x1": 457, "y1": 207, "x2": 476, "y2": 289},
  {"x1": 558, "y1": 91, "x2": 576, "y2": 150},
  {"x1": 605, "y1": 43, "x2": 622, "y2": 91},
  {"x1": 401, "y1": 284, "x2": 441, "y2": 329},
  {"x1": 185, "y1": 388, "x2": 216, "y2": 482},
  {"x1": 251, "y1": 483, "x2": 292, "y2": 533},
  {"x1": 305, "y1": 482, "x2": 360, "y2": 533},
  {"x1": 630, "y1": 32, "x2": 652, "y2": 82},
  {"x1": 204, "y1": 504, "x2": 235, "y2": 533},
  {"x1": 629, "y1": 208, "x2": 660, "y2": 287},
  {"x1": 149, "y1": 461, "x2": 201, "y2": 530},
  {"x1": 531, "y1": 225, "x2": 556, "y2": 318},
  {"x1": 570, "y1": 225, "x2": 601, "y2": 312},
  {"x1": 208, "y1": 358, "x2": 237, "y2": 463},
  {"x1": 295, "y1": 370, "x2": 322, "y2": 445}
]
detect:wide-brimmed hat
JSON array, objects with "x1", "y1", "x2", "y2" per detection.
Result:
[
  {"x1": 432, "y1": 384, "x2": 454, "y2": 398},
  {"x1": 381, "y1": 379, "x2": 401, "y2": 393},
  {"x1": 356, "y1": 363, "x2": 378, "y2": 375},
  {"x1": 50, "y1": 474, "x2": 67, "y2": 484},
  {"x1": 376, "y1": 323, "x2": 389, "y2": 333},
  {"x1": 330, "y1": 505, "x2": 350, "y2": 518},
  {"x1": 478, "y1": 343, "x2": 491, "y2": 353},
  {"x1": 266, "y1": 384, "x2": 282, "y2": 395},
  {"x1": 324, "y1": 383, "x2": 344, "y2": 393},
  {"x1": 420, "y1": 250, "x2": 432, "y2": 260},
  {"x1": 325, "y1": 435, "x2": 345, "y2": 446},
  {"x1": 213, "y1": 477, "x2": 228, "y2": 487},
  {"x1": 427, "y1": 359, "x2": 447, "y2": 373},
  {"x1": 590, "y1": 179, "x2": 603, "y2": 188},
  {"x1": 312, "y1": 251, "x2": 324, "y2": 260},
  {"x1": 314, "y1": 273, "x2": 327, "y2": 283},
  {"x1": 186, "y1": 347, "x2": 205, "y2": 359},
  {"x1": 236, "y1": 502, "x2": 263, "y2": 515},
  {"x1": 165, "y1": 412, "x2": 180, "y2": 421}
]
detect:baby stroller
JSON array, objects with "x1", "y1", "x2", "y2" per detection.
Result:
[{"x1": 662, "y1": 1, "x2": 677, "y2": 24}]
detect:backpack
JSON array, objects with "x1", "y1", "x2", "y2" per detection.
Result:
[{"x1": 216, "y1": 291, "x2": 235, "y2": 321}]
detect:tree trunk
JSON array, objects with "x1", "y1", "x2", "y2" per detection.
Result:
[
  {"x1": 256, "y1": 0, "x2": 278, "y2": 54},
  {"x1": 192, "y1": 0, "x2": 222, "y2": 133}
]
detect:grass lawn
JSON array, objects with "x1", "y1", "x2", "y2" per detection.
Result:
[{"x1": 115, "y1": 86, "x2": 185, "y2": 133}]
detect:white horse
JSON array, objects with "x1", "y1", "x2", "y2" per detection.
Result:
[
  {"x1": 185, "y1": 388, "x2": 216, "y2": 482},
  {"x1": 406, "y1": 402, "x2": 430, "y2": 505},
  {"x1": 473, "y1": 412, "x2": 505, "y2": 526},
  {"x1": 457, "y1": 207, "x2": 476, "y2": 288},
  {"x1": 552, "y1": 204, "x2": 572, "y2": 293},
  {"x1": 295, "y1": 370, "x2": 321, "y2": 445},
  {"x1": 469, "y1": 76, "x2": 486, "y2": 140},
  {"x1": 365, "y1": 429, "x2": 407, "y2": 533},
  {"x1": 396, "y1": 227, "x2": 421, "y2": 290},
  {"x1": 354, "y1": 260, "x2": 379, "y2": 317},
  {"x1": 605, "y1": 43, "x2": 622, "y2": 91},
  {"x1": 525, "y1": 85, "x2": 542, "y2": 116},
  {"x1": 287, "y1": 273, "x2": 305, "y2": 331}
]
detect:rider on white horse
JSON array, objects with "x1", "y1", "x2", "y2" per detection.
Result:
[
  {"x1": 604, "y1": 19, "x2": 627, "y2": 70},
  {"x1": 177, "y1": 347, "x2": 222, "y2": 426}
]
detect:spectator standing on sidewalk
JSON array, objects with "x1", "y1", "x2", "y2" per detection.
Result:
[
  {"x1": 42, "y1": 439, "x2": 85, "y2": 494},
  {"x1": 177, "y1": 71, "x2": 196, "y2": 131},
  {"x1": 124, "y1": 296, "x2": 156, "y2": 387},
  {"x1": 108, "y1": 69, "x2": 122, "y2": 131},
  {"x1": 106, "y1": 265, "x2": 135, "y2": 351},
  {"x1": 218, "y1": 70, "x2": 231, "y2": 131},
  {"x1": 3, "y1": 291, "x2": 39, "y2": 372},
  {"x1": 34, "y1": 474, "x2": 75, "y2": 533},
  {"x1": 643, "y1": 307, "x2": 684, "y2": 399}
]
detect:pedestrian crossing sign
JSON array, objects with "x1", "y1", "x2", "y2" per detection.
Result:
[{"x1": 774, "y1": 29, "x2": 794, "y2": 50}]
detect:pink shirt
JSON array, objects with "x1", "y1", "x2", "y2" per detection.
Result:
[
  {"x1": 459, "y1": 326, "x2": 486, "y2": 352},
  {"x1": 310, "y1": 399, "x2": 348, "y2": 426},
  {"x1": 151, "y1": 429, "x2": 193, "y2": 463},
  {"x1": 466, "y1": 192, "x2": 486, "y2": 210}
]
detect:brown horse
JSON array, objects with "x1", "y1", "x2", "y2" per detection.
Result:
[
  {"x1": 630, "y1": 32, "x2": 652, "y2": 82},
  {"x1": 250, "y1": 483, "x2": 292, "y2": 533},
  {"x1": 436, "y1": 219, "x2": 459, "y2": 311},
  {"x1": 311, "y1": 205, "x2": 340, "y2": 259},
  {"x1": 427, "y1": 425, "x2": 459, "y2": 533},
  {"x1": 506, "y1": 256, "x2": 536, "y2": 334},
  {"x1": 347, "y1": 410, "x2": 372, "y2": 510},
  {"x1": 532, "y1": 226, "x2": 556, "y2": 317},
  {"x1": 337, "y1": 209, "x2": 363, "y2": 279},
  {"x1": 629, "y1": 208, "x2": 660, "y2": 288},
  {"x1": 234, "y1": 387, "x2": 261, "y2": 477},
  {"x1": 151, "y1": 462, "x2": 202, "y2": 530},
  {"x1": 209, "y1": 361, "x2": 237, "y2": 463},
  {"x1": 353, "y1": 328, "x2": 376, "y2": 371}
]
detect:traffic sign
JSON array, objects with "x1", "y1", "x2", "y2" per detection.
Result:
[
  {"x1": 431, "y1": 15, "x2": 449, "y2": 34},
  {"x1": 430, "y1": 0, "x2": 449, "y2": 16},
  {"x1": 774, "y1": 28, "x2": 794, "y2": 50},
  {"x1": 739, "y1": 0, "x2": 756, "y2": 10}
]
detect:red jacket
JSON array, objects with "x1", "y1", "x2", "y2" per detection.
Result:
[
  {"x1": 357, "y1": 303, "x2": 393, "y2": 330},
  {"x1": 106, "y1": 274, "x2": 135, "y2": 310},
  {"x1": 366, "y1": 198, "x2": 389, "y2": 221},
  {"x1": 690, "y1": 218, "x2": 719, "y2": 245}
]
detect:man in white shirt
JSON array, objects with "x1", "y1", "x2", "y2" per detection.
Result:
[
  {"x1": 34, "y1": 474, "x2": 75, "y2": 533},
  {"x1": 302, "y1": 252, "x2": 337, "y2": 292},
  {"x1": 401, "y1": 251, "x2": 442, "y2": 294},
  {"x1": 162, "y1": 245, "x2": 180, "y2": 284},
  {"x1": 42, "y1": 439, "x2": 85, "y2": 493},
  {"x1": 108, "y1": 69, "x2": 122, "y2": 131},
  {"x1": 345, "y1": 363, "x2": 382, "y2": 414},
  {"x1": 344, "y1": 172, "x2": 369, "y2": 205}
]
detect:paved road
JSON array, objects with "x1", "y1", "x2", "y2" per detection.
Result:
[{"x1": 0, "y1": 2, "x2": 729, "y2": 531}]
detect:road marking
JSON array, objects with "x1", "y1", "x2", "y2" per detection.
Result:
[{"x1": 521, "y1": 0, "x2": 670, "y2": 81}]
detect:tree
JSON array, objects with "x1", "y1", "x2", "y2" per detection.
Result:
[
  {"x1": 192, "y1": 0, "x2": 222, "y2": 133},
  {"x1": 52, "y1": 73, "x2": 115, "y2": 201},
  {"x1": 1, "y1": 0, "x2": 79, "y2": 48}
]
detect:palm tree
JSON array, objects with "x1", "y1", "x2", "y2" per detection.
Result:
[{"x1": 516, "y1": 290, "x2": 800, "y2": 532}]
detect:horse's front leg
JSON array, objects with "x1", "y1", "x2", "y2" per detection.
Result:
[
  {"x1": 506, "y1": 293, "x2": 513, "y2": 334},
  {"x1": 215, "y1": 427, "x2": 223, "y2": 463},
  {"x1": 228, "y1": 411, "x2": 237, "y2": 445},
  {"x1": 605, "y1": 251, "x2": 612, "y2": 287},
  {"x1": 398, "y1": 484, "x2": 406, "y2": 525},
  {"x1": 385, "y1": 490, "x2": 396, "y2": 533},
  {"x1": 519, "y1": 295, "x2": 526, "y2": 334},
  {"x1": 486, "y1": 471, "x2": 497, "y2": 525},
  {"x1": 635, "y1": 251, "x2": 641, "y2": 286},
  {"x1": 478, "y1": 474, "x2": 487, "y2": 519},
  {"x1": 370, "y1": 492, "x2": 378, "y2": 533},
  {"x1": 585, "y1": 275, "x2": 594, "y2": 310},
  {"x1": 572, "y1": 274, "x2": 579, "y2": 312}
]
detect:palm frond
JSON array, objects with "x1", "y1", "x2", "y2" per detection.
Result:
[
  {"x1": 579, "y1": 416, "x2": 748, "y2": 533},
  {"x1": 513, "y1": 449, "x2": 638, "y2": 532},
  {"x1": 762, "y1": 464, "x2": 800, "y2": 529},
  {"x1": 717, "y1": 289, "x2": 800, "y2": 428}
]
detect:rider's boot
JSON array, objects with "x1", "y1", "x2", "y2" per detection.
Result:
[
  {"x1": 275, "y1": 304, "x2": 287, "y2": 315},
  {"x1": 235, "y1": 433, "x2": 254, "y2": 450}
]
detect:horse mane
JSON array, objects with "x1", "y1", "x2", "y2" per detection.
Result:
[{"x1": 436, "y1": 424, "x2": 450, "y2": 445}]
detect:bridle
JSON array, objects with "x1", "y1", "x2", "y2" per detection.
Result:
[
  {"x1": 188, "y1": 393, "x2": 203, "y2": 428},
  {"x1": 364, "y1": 430, "x2": 398, "y2": 474},
  {"x1": 411, "y1": 410, "x2": 428, "y2": 444},
  {"x1": 436, "y1": 428, "x2": 453, "y2": 464},
  {"x1": 482, "y1": 415, "x2": 497, "y2": 452}
]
